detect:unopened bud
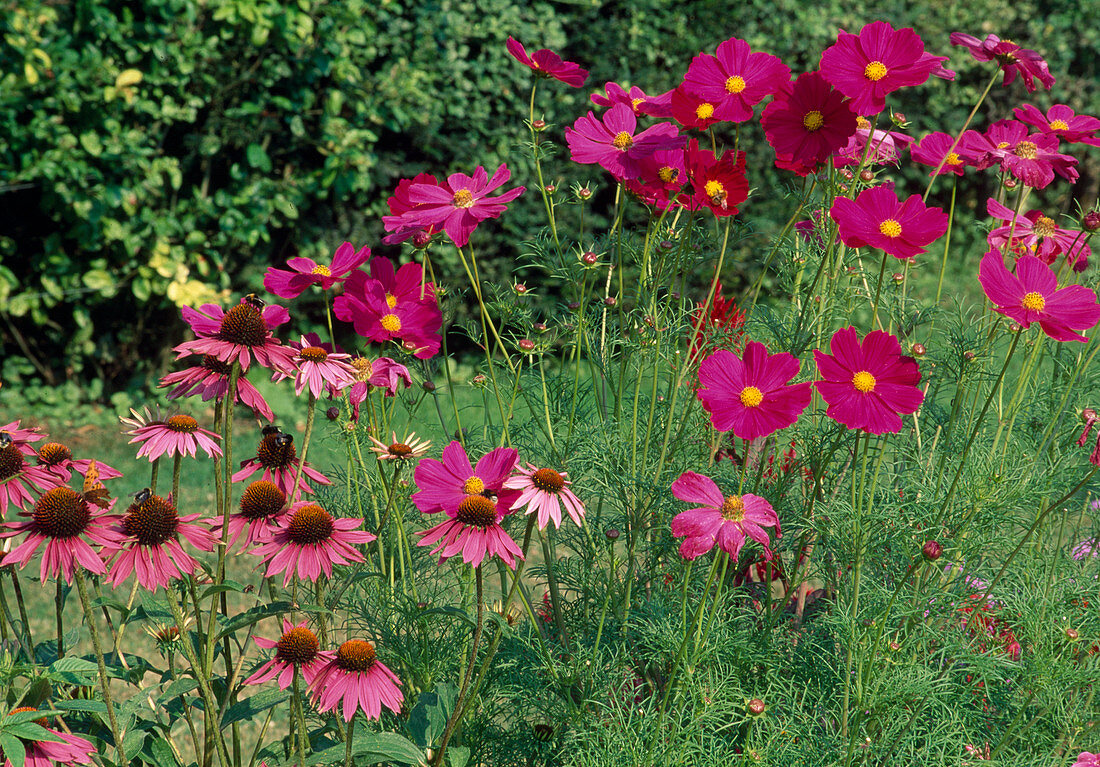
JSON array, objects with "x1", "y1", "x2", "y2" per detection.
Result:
[
  {"x1": 841, "y1": 169, "x2": 854, "y2": 180},
  {"x1": 532, "y1": 119, "x2": 547, "y2": 131},
  {"x1": 544, "y1": 184, "x2": 555, "y2": 194},
  {"x1": 747, "y1": 698, "x2": 766, "y2": 717},
  {"x1": 604, "y1": 528, "x2": 620, "y2": 541},
  {"x1": 922, "y1": 540, "x2": 942, "y2": 561},
  {"x1": 1084, "y1": 409, "x2": 1098, "y2": 421},
  {"x1": 1083, "y1": 211, "x2": 1100, "y2": 232},
  {"x1": 576, "y1": 186, "x2": 592, "y2": 200},
  {"x1": 513, "y1": 283, "x2": 528, "y2": 295},
  {"x1": 660, "y1": 240, "x2": 674, "y2": 250},
  {"x1": 860, "y1": 169, "x2": 875, "y2": 183},
  {"x1": 1003, "y1": 177, "x2": 1018, "y2": 190},
  {"x1": 910, "y1": 342, "x2": 926, "y2": 357},
  {"x1": 888, "y1": 640, "x2": 901, "y2": 651},
  {"x1": 603, "y1": 296, "x2": 617, "y2": 307},
  {"x1": 567, "y1": 301, "x2": 581, "y2": 311},
  {"x1": 518, "y1": 338, "x2": 536, "y2": 352},
  {"x1": 1066, "y1": 627, "x2": 1080, "y2": 641},
  {"x1": 891, "y1": 111, "x2": 908, "y2": 127},
  {"x1": 325, "y1": 406, "x2": 340, "y2": 421},
  {"x1": 582, "y1": 251, "x2": 599, "y2": 265},
  {"x1": 422, "y1": 380, "x2": 436, "y2": 392},
  {"x1": 964, "y1": 350, "x2": 976, "y2": 361},
  {"x1": 412, "y1": 230, "x2": 433, "y2": 249},
  {"x1": 472, "y1": 374, "x2": 487, "y2": 385},
  {"x1": 533, "y1": 322, "x2": 548, "y2": 333},
  {"x1": 892, "y1": 272, "x2": 904, "y2": 285}
]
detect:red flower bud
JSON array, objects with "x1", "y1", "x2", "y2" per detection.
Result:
[{"x1": 922, "y1": 540, "x2": 943, "y2": 561}]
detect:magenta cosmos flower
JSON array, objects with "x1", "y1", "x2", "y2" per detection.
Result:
[
  {"x1": 979, "y1": 250, "x2": 1100, "y2": 343},
  {"x1": 504, "y1": 464, "x2": 585, "y2": 530},
  {"x1": 565, "y1": 103, "x2": 682, "y2": 181},
  {"x1": 1014, "y1": 104, "x2": 1100, "y2": 146},
  {"x1": 250, "y1": 501, "x2": 374, "y2": 586},
  {"x1": 159, "y1": 354, "x2": 274, "y2": 422},
  {"x1": 1072, "y1": 753, "x2": 1099, "y2": 767},
  {"x1": 591, "y1": 82, "x2": 667, "y2": 117},
  {"x1": 830, "y1": 184, "x2": 949, "y2": 260},
  {"x1": 275, "y1": 333, "x2": 357, "y2": 399},
  {"x1": 506, "y1": 37, "x2": 588, "y2": 88},
  {"x1": 670, "y1": 471, "x2": 779, "y2": 562},
  {"x1": 686, "y1": 140, "x2": 748, "y2": 218},
  {"x1": 382, "y1": 173, "x2": 445, "y2": 246},
  {"x1": 216, "y1": 480, "x2": 288, "y2": 551},
  {"x1": 986, "y1": 197, "x2": 1090, "y2": 269},
  {"x1": 104, "y1": 493, "x2": 216, "y2": 591},
  {"x1": 244, "y1": 619, "x2": 332, "y2": 688},
  {"x1": 309, "y1": 639, "x2": 404, "y2": 721},
  {"x1": 681, "y1": 37, "x2": 790, "y2": 123},
  {"x1": 233, "y1": 427, "x2": 331, "y2": 497},
  {"x1": 761, "y1": 71, "x2": 858, "y2": 174},
  {"x1": 333, "y1": 273, "x2": 442, "y2": 359},
  {"x1": 833, "y1": 119, "x2": 914, "y2": 168},
  {"x1": 412, "y1": 441, "x2": 520, "y2": 515},
  {"x1": 3, "y1": 708, "x2": 96, "y2": 767},
  {"x1": 1001, "y1": 133, "x2": 1078, "y2": 189},
  {"x1": 127, "y1": 413, "x2": 222, "y2": 462},
  {"x1": 625, "y1": 149, "x2": 687, "y2": 211},
  {"x1": 397, "y1": 164, "x2": 525, "y2": 248},
  {"x1": 263, "y1": 241, "x2": 371, "y2": 299},
  {"x1": 175, "y1": 296, "x2": 294, "y2": 373},
  {"x1": 910, "y1": 131, "x2": 979, "y2": 177},
  {"x1": 366, "y1": 255, "x2": 437, "y2": 310},
  {"x1": 813, "y1": 327, "x2": 924, "y2": 434},
  {"x1": 820, "y1": 22, "x2": 942, "y2": 116},
  {"x1": 670, "y1": 86, "x2": 723, "y2": 131},
  {"x1": 415, "y1": 494, "x2": 524, "y2": 568},
  {"x1": 696, "y1": 341, "x2": 812, "y2": 442},
  {"x1": 949, "y1": 32, "x2": 1054, "y2": 92},
  {"x1": 0, "y1": 430, "x2": 63, "y2": 519}
]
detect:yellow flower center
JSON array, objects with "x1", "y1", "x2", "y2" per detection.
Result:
[
  {"x1": 380, "y1": 314, "x2": 402, "y2": 332},
  {"x1": 996, "y1": 141, "x2": 1010, "y2": 149},
  {"x1": 879, "y1": 219, "x2": 902, "y2": 238},
  {"x1": 704, "y1": 180, "x2": 725, "y2": 202},
  {"x1": 452, "y1": 189, "x2": 475, "y2": 208},
  {"x1": 657, "y1": 166, "x2": 678, "y2": 183},
  {"x1": 725, "y1": 75, "x2": 746, "y2": 94},
  {"x1": 385, "y1": 292, "x2": 398, "y2": 309},
  {"x1": 612, "y1": 131, "x2": 634, "y2": 150},
  {"x1": 856, "y1": 116, "x2": 871, "y2": 130},
  {"x1": 802, "y1": 110, "x2": 824, "y2": 131},
  {"x1": 695, "y1": 102, "x2": 715, "y2": 120},
  {"x1": 1034, "y1": 216, "x2": 1057, "y2": 237},
  {"x1": 1049, "y1": 119, "x2": 1069, "y2": 131},
  {"x1": 739, "y1": 386, "x2": 764, "y2": 408},
  {"x1": 864, "y1": 61, "x2": 888, "y2": 81},
  {"x1": 631, "y1": 97, "x2": 645, "y2": 110},
  {"x1": 720, "y1": 495, "x2": 745, "y2": 522},
  {"x1": 945, "y1": 152, "x2": 962, "y2": 165},
  {"x1": 311, "y1": 265, "x2": 332, "y2": 276},
  {"x1": 1021, "y1": 291, "x2": 1046, "y2": 311},
  {"x1": 1014, "y1": 141, "x2": 1038, "y2": 159},
  {"x1": 852, "y1": 371, "x2": 876, "y2": 393},
  {"x1": 463, "y1": 476, "x2": 485, "y2": 495}
]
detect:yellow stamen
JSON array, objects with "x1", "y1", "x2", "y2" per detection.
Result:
[
  {"x1": 695, "y1": 102, "x2": 715, "y2": 120},
  {"x1": 463, "y1": 476, "x2": 485, "y2": 495},
  {"x1": 864, "y1": 61, "x2": 888, "y2": 81},
  {"x1": 725, "y1": 75, "x2": 746, "y2": 94},
  {"x1": 1049, "y1": 119, "x2": 1069, "y2": 131},
  {"x1": 721, "y1": 495, "x2": 745, "y2": 522},
  {"x1": 852, "y1": 371, "x2": 876, "y2": 393},
  {"x1": 802, "y1": 110, "x2": 824, "y2": 131},
  {"x1": 945, "y1": 152, "x2": 962, "y2": 165},
  {"x1": 612, "y1": 131, "x2": 634, "y2": 150},
  {"x1": 452, "y1": 189, "x2": 474, "y2": 208},
  {"x1": 311, "y1": 265, "x2": 332, "y2": 276},
  {"x1": 1021, "y1": 292, "x2": 1046, "y2": 311},
  {"x1": 739, "y1": 386, "x2": 764, "y2": 408},
  {"x1": 385, "y1": 292, "x2": 398, "y2": 309},
  {"x1": 380, "y1": 314, "x2": 402, "y2": 333},
  {"x1": 879, "y1": 219, "x2": 902, "y2": 238}
]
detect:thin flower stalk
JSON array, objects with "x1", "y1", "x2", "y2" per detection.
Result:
[{"x1": 73, "y1": 569, "x2": 126, "y2": 766}]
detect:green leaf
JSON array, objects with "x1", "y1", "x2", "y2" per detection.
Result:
[
  {"x1": 246, "y1": 143, "x2": 272, "y2": 173},
  {"x1": 216, "y1": 600, "x2": 293, "y2": 640},
  {"x1": 220, "y1": 688, "x2": 289, "y2": 728},
  {"x1": 407, "y1": 682, "x2": 455, "y2": 748},
  {"x1": 79, "y1": 132, "x2": 103, "y2": 157},
  {"x1": 54, "y1": 699, "x2": 108, "y2": 714},
  {"x1": 0, "y1": 733, "x2": 25, "y2": 767},
  {"x1": 82, "y1": 269, "x2": 116, "y2": 293},
  {"x1": 446, "y1": 746, "x2": 470, "y2": 767},
  {"x1": 148, "y1": 737, "x2": 179, "y2": 767},
  {"x1": 200, "y1": 580, "x2": 251, "y2": 600},
  {"x1": 352, "y1": 732, "x2": 427, "y2": 765},
  {"x1": 3, "y1": 722, "x2": 65, "y2": 743},
  {"x1": 46, "y1": 657, "x2": 99, "y2": 684}
]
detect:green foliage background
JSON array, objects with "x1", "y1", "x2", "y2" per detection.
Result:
[{"x1": 1, "y1": 0, "x2": 1097, "y2": 392}]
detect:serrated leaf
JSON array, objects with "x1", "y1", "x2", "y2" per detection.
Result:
[{"x1": 220, "y1": 689, "x2": 289, "y2": 728}]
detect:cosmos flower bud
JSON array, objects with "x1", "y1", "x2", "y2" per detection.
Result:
[
  {"x1": 604, "y1": 528, "x2": 620, "y2": 541},
  {"x1": 513, "y1": 283, "x2": 528, "y2": 295},
  {"x1": 533, "y1": 323, "x2": 548, "y2": 333},
  {"x1": 603, "y1": 296, "x2": 617, "y2": 307},
  {"x1": 747, "y1": 698, "x2": 766, "y2": 717},
  {"x1": 1066, "y1": 627, "x2": 1080, "y2": 641},
  {"x1": 910, "y1": 342, "x2": 926, "y2": 357},
  {"x1": 581, "y1": 251, "x2": 599, "y2": 265},
  {"x1": 1083, "y1": 211, "x2": 1100, "y2": 232},
  {"x1": 325, "y1": 407, "x2": 340, "y2": 421},
  {"x1": 532, "y1": 119, "x2": 547, "y2": 131},
  {"x1": 518, "y1": 339, "x2": 536, "y2": 352},
  {"x1": 422, "y1": 380, "x2": 436, "y2": 392},
  {"x1": 411, "y1": 230, "x2": 433, "y2": 249},
  {"x1": 576, "y1": 186, "x2": 592, "y2": 200},
  {"x1": 567, "y1": 301, "x2": 581, "y2": 311},
  {"x1": 859, "y1": 169, "x2": 875, "y2": 183},
  {"x1": 922, "y1": 540, "x2": 943, "y2": 561},
  {"x1": 892, "y1": 272, "x2": 904, "y2": 285}
]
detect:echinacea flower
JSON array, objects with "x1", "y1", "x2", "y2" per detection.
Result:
[
  {"x1": 369, "y1": 432, "x2": 432, "y2": 462},
  {"x1": 309, "y1": 639, "x2": 404, "y2": 721},
  {"x1": 174, "y1": 296, "x2": 295, "y2": 373},
  {"x1": 686, "y1": 140, "x2": 749, "y2": 218},
  {"x1": 506, "y1": 37, "x2": 588, "y2": 88},
  {"x1": 233, "y1": 427, "x2": 331, "y2": 497},
  {"x1": 215, "y1": 480, "x2": 288, "y2": 550},
  {"x1": 0, "y1": 432, "x2": 64, "y2": 519},
  {"x1": 696, "y1": 341, "x2": 812, "y2": 442},
  {"x1": 250, "y1": 501, "x2": 373, "y2": 586},
  {"x1": 669, "y1": 471, "x2": 779, "y2": 562},
  {"x1": 396, "y1": 164, "x2": 525, "y2": 248},
  {"x1": 35, "y1": 442, "x2": 122, "y2": 484},
  {"x1": 829, "y1": 184, "x2": 948, "y2": 260},
  {"x1": 986, "y1": 198, "x2": 1090, "y2": 269},
  {"x1": 761, "y1": 71, "x2": 858, "y2": 173},
  {"x1": 978, "y1": 249, "x2": 1100, "y2": 343},
  {"x1": 3, "y1": 707, "x2": 96, "y2": 767},
  {"x1": 411, "y1": 441, "x2": 520, "y2": 515},
  {"x1": 159, "y1": 355, "x2": 274, "y2": 422},
  {"x1": 565, "y1": 104, "x2": 683, "y2": 181},
  {"x1": 244, "y1": 619, "x2": 332, "y2": 688},
  {"x1": 275, "y1": 333, "x2": 357, "y2": 399},
  {"x1": 504, "y1": 464, "x2": 585, "y2": 530},
  {"x1": 681, "y1": 37, "x2": 790, "y2": 123},
  {"x1": 262, "y1": 241, "x2": 372, "y2": 299},
  {"x1": 1014, "y1": 104, "x2": 1100, "y2": 146},
  {"x1": 104, "y1": 493, "x2": 217, "y2": 591},
  {"x1": 949, "y1": 32, "x2": 1055, "y2": 92},
  {"x1": 414, "y1": 494, "x2": 524, "y2": 568},
  {"x1": 127, "y1": 413, "x2": 222, "y2": 462},
  {"x1": 813, "y1": 327, "x2": 924, "y2": 434}
]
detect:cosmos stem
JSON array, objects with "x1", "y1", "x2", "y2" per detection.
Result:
[
  {"x1": 73, "y1": 569, "x2": 126, "y2": 766},
  {"x1": 922, "y1": 68, "x2": 1001, "y2": 202},
  {"x1": 288, "y1": 393, "x2": 317, "y2": 506},
  {"x1": 433, "y1": 567, "x2": 483, "y2": 767}
]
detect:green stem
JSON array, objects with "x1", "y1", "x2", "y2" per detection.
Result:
[
  {"x1": 292, "y1": 666, "x2": 309, "y2": 767},
  {"x1": 73, "y1": 569, "x2": 126, "y2": 765},
  {"x1": 433, "y1": 567, "x2": 484, "y2": 767},
  {"x1": 922, "y1": 69, "x2": 1000, "y2": 202}
]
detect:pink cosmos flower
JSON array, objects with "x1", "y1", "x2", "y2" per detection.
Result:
[
  {"x1": 309, "y1": 639, "x2": 404, "y2": 721},
  {"x1": 366, "y1": 255, "x2": 437, "y2": 310},
  {"x1": 233, "y1": 427, "x2": 331, "y2": 497},
  {"x1": 1072, "y1": 753, "x2": 1099, "y2": 767},
  {"x1": 959, "y1": 118, "x2": 1027, "y2": 170},
  {"x1": 35, "y1": 442, "x2": 122, "y2": 484},
  {"x1": 504, "y1": 464, "x2": 585, "y2": 530},
  {"x1": 215, "y1": 480, "x2": 288, "y2": 550},
  {"x1": 127, "y1": 413, "x2": 222, "y2": 462},
  {"x1": 696, "y1": 341, "x2": 812, "y2": 442},
  {"x1": 681, "y1": 37, "x2": 790, "y2": 123},
  {"x1": 274, "y1": 333, "x2": 357, "y2": 399},
  {"x1": 159, "y1": 354, "x2": 275, "y2": 422},
  {"x1": 250, "y1": 501, "x2": 373, "y2": 586},
  {"x1": 910, "y1": 131, "x2": 978, "y2": 176},
  {"x1": 263, "y1": 241, "x2": 372, "y2": 299},
  {"x1": 1014, "y1": 104, "x2": 1100, "y2": 146},
  {"x1": 565, "y1": 103, "x2": 683, "y2": 181},
  {"x1": 669, "y1": 471, "x2": 779, "y2": 562},
  {"x1": 412, "y1": 441, "x2": 519, "y2": 515},
  {"x1": 591, "y1": 83, "x2": 661, "y2": 116},
  {"x1": 636, "y1": 88, "x2": 675, "y2": 119},
  {"x1": 819, "y1": 22, "x2": 942, "y2": 116},
  {"x1": 829, "y1": 184, "x2": 949, "y2": 260},
  {"x1": 333, "y1": 272, "x2": 443, "y2": 359},
  {"x1": 244, "y1": 619, "x2": 332, "y2": 688},
  {"x1": 686, "y1": 140, "x2": 748, "y2": 218},
  {"x1": 986, "y1": 197, "x2": 1090, "y2": 269},
  {"x1": 174, "y1": 296, "x2": 295, "y2": 373},
  {"x1": 625, "y1": 149, "x2": 687, "y2": 210},
  {"x1": 415, "y1": 494, "x2": 524, "y2": 568},
  {"x1": 506, "y1": 37, "x2": 588, "y2": 88},
  {"x1": 832, "y1": 119, "x2": 914, "y2": 168},
  {"x1": 761, "y1": 71, "x2": 858, "y2": 174},
  {"x1": 394, "y1": 165, "x2": 525, "y2": 248},
  {"x1": 103, "y1": 493, "x2": 217, "y2": 591},
  {"x1": 1000, "y1": 133, "x2": 1078, "y2": 189},
  {"x1": 978, "y1": 249, "x2": 1100, "y2": 343},
  {"x1": 670, "y1": 87, "x2": 723, "y2": 131},
  {"x1": 949, "y1": 32, "x2": 1055, "y2": 92},
  {"x1": 0, "y1": 432, "x2": 64, "y2": 519},
  {"x1": 382, "y1": 173, "x2": 446, "y2": 246},
  {"x1": 346, "y1": 357, "x2": 413, "y2": 420},
  {"x1": 813, "y1": 327, "x2": 924, "y2": 434},
  {"x1": 3, "y1": 708, "x2": 96, "y2": 767}
]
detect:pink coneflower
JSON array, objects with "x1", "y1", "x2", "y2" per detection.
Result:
[
  {"x1": 104, "y1": 493, "x2": 216, "y2": 591},
  {"x1": 159, "y1": 354, "x2": 274, "y2": 421},
  {"x1": 504, "y1": 464, "x2": 585, "y2": 530},
  {"x1": 986, "y1": 198, "x2": 1090, "y2": 269},
  {"x1": 411, "y1": 441, "x2": 519, "y2": 516},
  {"x1": 669, "y1": 471, "x2": 779, "y2": 562},
  {"x1": 369, "y1": 432, "x2": 431, "y2": 462},
  {"x1": 263, "y1": 241, "x2": 372, "y2": 299},
  {"x1": 250, "y1": 501, "x2": 373, "y2": 586},
  {"x1": 0, "y1": 420, "x2": 45, "y2": 457},
  {"x1": 949, "y1": 32, "x2": 1054, "y2": 92},
  {"x1": 819, "y1": 22, "x2": 941, "y2": 116},
  {"x1": 506, "y1": 37, "x2": 588, "y2": 88},
  {"x1": 1000, "y1": 133, "x2": 1078, "y2": 189},
  {"x1": 244, "y1": 619, "x2": 332, "y2": 688},
  {"x1": 216, "y1": 480, "x2": 288, "y2": 550},
  {"x1": 35, "y1": 442, "x2": 122, "y2": 484},
  {"x1": 414, "y1": 494, "x2": 524, "y2": 568},
  {"x1": 761, "y1": 71, "x2": 858, "y2": 174},
  {"x1": 174, "y1": 296, "x2": 295, "y2": 373},
  {"x1": 979, "y1": 249, "x2": 1100, "y2": 343},
  {"x1": 396, "y1": 164, "x2": 525, "y2": 248},
  {"x1": 910, "y1": 131, "x2": 978, "y2": 176},
  {"x1": 681, "y1": 37, "x2": 790, "y2": 123},
  {"x1": 276, "y1": 333, "x2": 357, "y2": 399},
  {"x1": 4, "y1": 707, "x2": 96, "y2": 767},
  {"x1": 830, "y1": 184, "x2": 948, "y2": 260},
  {"x1": 591, "y1": 83, "x2": 661, "y2": 116},
  {"x1": 813, "y1": 327, "x2": 924, "y2": 434},
  {"x1": 333, "y1": 275, "x2": 442, "y2": 359},
  {"x1": 0, "y1": 433, "x2": 64, "y2": 518},
  {"x1": 382, "y1": 173, "x2": 446, "y2": 246},
  {"x1": 696, "y1": 341, "x2": 812, "y2": 442},
  {"x1": 670, "y1": 86, "x2": 722, "y2": 131},
  {"x1": 686, "y1": 140, "x2": 748, "y2": 218},
  {"x1": 232, "y1": 427, "x2": 331, "y2": 497},
  {"x1": 565, "y1": 103, "x2": 683, "y2": 181},
  {"x1": 309, "y1": 639, "x2": 404, "y2": 721},
  {"x1": 1014, "y1": 104, "x2": 1100, "y2": 146},
  {"x1": 127, "y1": 413, "x2": 222, "y2": 462}
]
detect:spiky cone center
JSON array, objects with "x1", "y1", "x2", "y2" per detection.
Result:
[
  {"x1": 864, "y1": 61, "x2": 888, "y2": 81},
  {"x1": 531, "y1": 468, "x2": 565, "y2": 493},
  {"x1": 201, "y1": 355, "x2": 232, "y2": 375},
  {"x1": 611, "y1": 131, "x2": 633, "y2": 150},
  {"x1": 311, "y1": 264, "x2": 332, "y2": 276},
  {"x1": 1021, "y1": 291, "x2": 1046, "y2": 311},
  {"x1": 124, "y1": 495, "x2": 179, "y2": 546},
  {"x1": 166, "y1": 414, "x2": 199, "y2": 433},
  {"x1": 725, "y1": 75, "x2": 746, "y2": 93},
  {"x1": 1013, "y1": 141, "x2": 1038, "y2": 159},
  {"x1": 1033, "y1": 216, "x2": 1057, "y2": 237},
  {"x1": 276, "y1": 626, "x2": 320, "y2": 665},
  {"x1": 388, "y1": 443, "x2": 413, "y2": 458},
  {"x1": 0, "y1": 441, "x2": 26, "y2": 480},
  {"x1": 695, "y1": 102, "x2": 715, "y2": 120},
  {"x1": 299, "y1": 346, "x2": 329, "y2": 363},
  {"x1": 852, "y1": 371, "x2": 876, "y2": 393},
  {"x1": 217, "y1": 303, "x2": 269, "y2": 347},
  {"x1": 721, "y1": 495, "x2": 745, "y2": 522},
  {"x1": 381, "y1": 314, "x2": 402, "y2": 333},
  {"x1": 38, "y1": 442, "x2": 73, "y2": 466},
  {"x1": 802, "y1": 110, "x2": 824, "y2": 131},
  {"x1": 452, "y1": 189, "x2": 475, "y2": 208},
  {"x1": 34, "y1": 487, "x2": 91, "y2": 539},
  {"x1": 286, "y1": 504, "x2": 334, "y2": 544},
  {"x1": 456, "y1": 494, "x2": 496, "y2": 528},
  {"x1": 240, "y1": 480, "x2": 287, "y2": 520},
  {"x1": 8, "y1": 707, "x2": 48, "y2": 727},
  {"x1": 739, "y1": 386, "x2": 764, "y2": 408},
  {"x1": 336, "y1": 639, "x2": 376, "y2": 671},
  {"x1": 878, "y1": 219, "x2": 902, "y2": 238},
  {"x1": 257, "y1": 433, "x2": 296, "y2": 470}
]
